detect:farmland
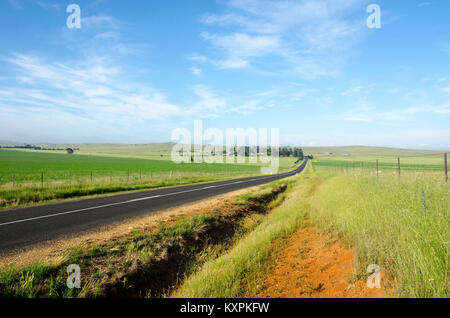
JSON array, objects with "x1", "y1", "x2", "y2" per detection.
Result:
[
  {"x1": 0, "y1": 148, "x2": 298, "y2": 209},
  {"x1": 0, "y1": 150, "x2": 262, "y2": 185},
  {"x1": 0, "y1": 147, "x2": 448, "y2": 298},
  {"x1": 304, "y1": 146, "x2": 447, "y2": 175}
]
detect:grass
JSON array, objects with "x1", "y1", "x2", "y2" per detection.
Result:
[
  {"x1": 308, "y1": 166, "x2": 449, "y2": 297},
  {"x1": 313, "y1": 158, "x2": 445, "y2": 171},
  {"x1": 174, "y1": 170, "x2": 313, "y2": 298},
  {"x1": 1, "y1": 156, "x2": 447, "y2": 298},
  {"x1": 305, "y1": 145, "x2": 447, "y2": 172},
  {"x1": 0, "y1": 180, "x2": 288, "y2": 298},
  {"x1": 0, "y1": 150, "x2": 266, "y2": 184},
  {"x1": 0, "y1": 149, "x2": 298, "y2": 209},
  {"x1": 174, "y1": 160, "x2": 448, "y2": 298}
]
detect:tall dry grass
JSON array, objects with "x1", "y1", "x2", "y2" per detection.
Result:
[{"x1": 310, "y1": 167, "x2": 449, "y2": 297}]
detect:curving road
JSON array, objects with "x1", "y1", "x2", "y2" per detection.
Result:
[{"x1": 0, "y1": 158, "x2": 308, "y2": 252}]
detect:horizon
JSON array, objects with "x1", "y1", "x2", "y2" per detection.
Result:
[
  {"x1": 1, "y1": 1, "x2": 450, "y2": 149},
  {"x1": 0, "y1": 140, "x2": 448, "y2": 152}
]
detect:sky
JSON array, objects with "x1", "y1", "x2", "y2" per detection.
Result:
[{"x1": 0, "y1": 0, "x2": 449, "y2": 149}]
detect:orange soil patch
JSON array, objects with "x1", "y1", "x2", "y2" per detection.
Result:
[{"x1": 255, "y1": 223, "x2": 388, "y2": 298}]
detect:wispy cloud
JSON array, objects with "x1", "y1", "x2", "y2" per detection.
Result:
[
  {"x1": 36, "y1": 1, "x2": 60, "y2": 10},
  {"x1": 195, "y1": 0, "x2": 366, "y2": 79},
  {"x1": 1, "y1": 53, "x2": 182, "y2": 121},
  {"x1": 191, "y1": 85, "x2": 227, "y2": 116},
  {"x1": 418, "y1": 2, "x2": 432, "y2": 7},
  {"x1": 337, "y1": 102, "x2": 450, "y2": 122},
  {"x1": 188, "y1": 66, "x2": 202, "y2": 76}
]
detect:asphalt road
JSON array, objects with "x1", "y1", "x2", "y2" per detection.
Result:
[{"x1": 0, "y1": 158, "x2": 308, "y2": 252}]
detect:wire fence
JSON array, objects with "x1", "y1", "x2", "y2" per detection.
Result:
[
  {"x1": 0, "y1": 169, "x2": 261, "y2": 189},
  {"x1": 312, "y1": 152, "x2": 448, "y2": 182}
]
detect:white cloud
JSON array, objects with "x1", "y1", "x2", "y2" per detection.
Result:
[
  {"x1": 188, "y1": 66, "x2": 202, "y2": 76},
  {"x1": 36, "y1": 1, "x2": 60, "y2": 10},
  {"x1": 1, "y1": 53, "x2": 182, "y2": 123},
  {"x1": 418, "y1": 2, "x2": 432, "y2": 7},
  {"x1": 186, "y1": 55, "x2": 209, "y2": 63},
  {"x1": 191, "y1": 85, "x2": 227, "y2": 115},
  {"x1": 196, "y1": 0, "x2": 366, "y2": 78},
  {"x1": 82, "y1": 15, "x2": 120, "y2": 30},
  {"x1": 337, "y1": 102, "x2": 450, "y2": 122},
  {"x1": 201, "y1": 32, "x2": 280, "y2": 69},
  {"x1": 282, "y1": 129, "x2": 450, "y2": 149},
  {"x1": 230, "y1": 100, "x2": 262, "y2": 114}
]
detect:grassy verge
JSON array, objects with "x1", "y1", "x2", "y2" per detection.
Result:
[
  {"x1": 0, "y1": 181, "x2": 288, "y2": 298},
  {"x1": 309, "y1": 167, "x2": 449, "y2": 297},
  {"x1": 0, "y1": 171, "x2": 259, "y2": 210},
  {"x1": 174, "y1": 163, "x2": 448, "y2": 298},
  {"x1": 174, "y1": 166, "x2": 315, "y2": 297}
]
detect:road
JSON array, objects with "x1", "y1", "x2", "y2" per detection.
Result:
[{"x1": 0, "y1": 158, "x2": 308, "y2": 252}]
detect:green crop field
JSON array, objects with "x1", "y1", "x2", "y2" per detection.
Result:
[
  {"x1": 303, "y1": 146, "x2": 448, "y2": 175},
  {"x1": 0, "y1": 149, "x2": 298, "y2": 209},
  {"x1": 312, "y1": 158, "x2": 445, "y2": 172},
  {"x1": 0, "y1": 150, "x2": 265, "y2": 185}
]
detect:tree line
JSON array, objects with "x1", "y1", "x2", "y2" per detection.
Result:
[{"x1": 0, "y1": 145, "x2": 80, "y2": 151}]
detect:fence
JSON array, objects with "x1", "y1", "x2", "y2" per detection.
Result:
[
  {"x1": 0, "y1": 168, "x2": 262, "y2": 189},
  {"x1": 312, "y1": 152, "x2": 448, "y2": 182}
]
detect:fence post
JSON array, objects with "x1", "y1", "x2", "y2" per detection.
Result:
[
  {"x1": 139, "y1": 169, "x2": 142, "y2": 180},
  {"x1": 110, "y1": 171, "x2": 112, "y2": 183},
  {"x1": 12, "y1": 174, "x2": 15, "y2": 187},
  {"x1": 90, "y1": 171, "x2": 93, "y2": 183},
  {"x1": 128, "y1": 169, "x2": 130, "y2": 182},
  {"x1": 398, "y1": 158, "x2": 401, "y2": 178},
  {"x1": 41, "y1": 171, "x2": 44, "y2": 188},
  {"x1": 445, "y1": 153, "x2": 448, "y2": 182},
  {"x1": 376, "y1": 160, "x2": 379, "y2": 179}
]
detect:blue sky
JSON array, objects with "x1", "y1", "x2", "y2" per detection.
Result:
[{"x1": 0, "y1": 0, "x2": 449, "y2": 149}]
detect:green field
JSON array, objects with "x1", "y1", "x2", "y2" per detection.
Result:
[
  {"x1": 303, "y1": 146, "x2": 447, "y2": 175},
  {"x1": 0, "y1": 150, "x2": 266, "y2": 185},
  {"x1": 0, "y1": 152, "x2": 448, "y2": 297},
  {"x1": 1, "y1": 144, "x2": 447, "y2": 209},
  {"x1": 0, "y1": 148, "x2": 298, "y2": 209}
]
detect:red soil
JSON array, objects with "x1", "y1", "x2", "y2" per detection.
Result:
[{"x1": 255, "y1": 224, "x2": 388, "y2": 298}]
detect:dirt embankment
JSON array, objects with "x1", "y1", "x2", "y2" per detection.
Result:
[
  {"x1": 255, "y1": 222, "x2": 388, "y2": 298},
  {"x1": 98, "y1": 184, "x2": 287, "y2": 297}
]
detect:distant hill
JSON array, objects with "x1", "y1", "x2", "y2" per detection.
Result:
[
  {"x1": 69, "y1": 142, "x2": 177, "y2": 153},
  {"x1": 0, "y1": 142, "x2": 177, "y2": 153},
  {"x1": 302, "y1": 146, "x2": 445, "y2": 156},
  {"x1": 1, "y1": 142, "x2": 446, "y2": 156}
]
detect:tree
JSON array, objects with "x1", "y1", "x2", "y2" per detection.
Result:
[{"x1": 66, "y1": 148, "x2": 74, "y2": 154}]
